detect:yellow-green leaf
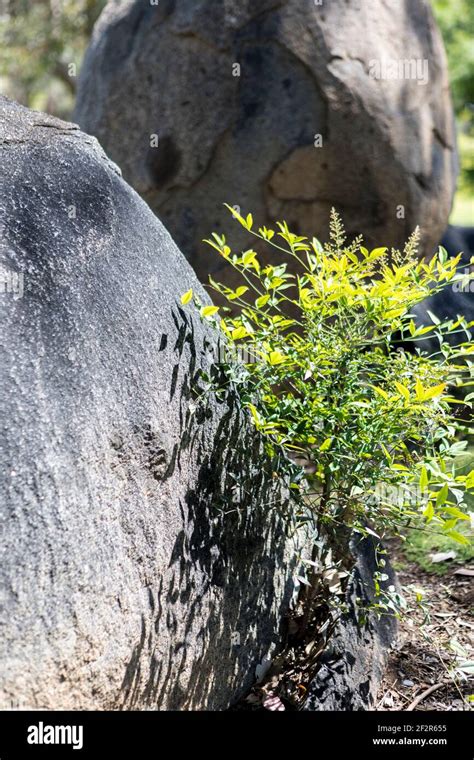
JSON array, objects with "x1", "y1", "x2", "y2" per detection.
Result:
[
  {"x1": 201, "y1": 305, "x2": 219, "y2": 318},
  {"x1": 414, "y1": 324, "x2": 436, "y2": 336},
  {"x1": 246, "y1": 403, "x2": 261, "y2": 427},
  {"x1": 242, "y1": 250, "x2": 257, "y2": 267},
  {"x1": 435, "y1": 483, "x2": 449, "y2": 507},
  {"x1": 446, "y1": 530, "x2": 471, "y2": 546},
  {"x1": 259, "y1": 226, "x2": 275, "y2": 240},
  {"x1": 369, "y1": 247, "x2": 387, "y2": 260},
  {"x1": 395, "y1": 381, "x2": 410, "y2": 402},
  {"x1": 268, "y1": 350, "x2": 286, "y2": 365},
  {"x1": 256, "y1": 294, "x2": 270, "y2": 309},
  {"x1": 423, "y1": 501, "x2": 434, "y2": 522},
  {"x1": 228, "y1": 285, "x2": 249, "y2": 300},
  {"x1": 371, "y1": 385, "x2": 389, "y2": 400},
  {"x1": 231, "y1": 325, "x2": 249, "y2": 340},
  {"x1": 465, "y1": 470, "x2": 474, "y2": 490},
  {"x1": 443, "y1": 506, "x2": 470, "y2": 521},
  {"x1": 384, "y1": 306, "x2": 406, "y2": 319},
  {"x1": 180, "y1": 288, "x2": 193, "y2": 305},
  {"x1": 415, "y1": 377, "x2": 425, "y2": 401},
  {"x1": 224, "y1": 203, "x2": 245, "y2": 226},
  {"x1": 319, "y1": 437, "x2": 332, "y2": 452},
  {"x1": 422, "y1": 383, "x2": 446, "y2": 400}
]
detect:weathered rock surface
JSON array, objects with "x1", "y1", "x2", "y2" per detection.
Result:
[
  {"x1": 75, "y1": 0, "x2": 457, "y2": 283},
  {"x1": 304, "y1": 536, "x2": 398, "y2": 710},
  {"x1": 0, "y1": 96, "x2": 300, "y2": 710}
]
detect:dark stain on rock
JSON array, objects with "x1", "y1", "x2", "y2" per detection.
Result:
[{"x1": 147, "y1": 136, "x2": 181, "y2": 187}]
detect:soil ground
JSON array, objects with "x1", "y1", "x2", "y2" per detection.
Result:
[{"x1": 376, "y1": 538, "x2": 473, "y2": 711}]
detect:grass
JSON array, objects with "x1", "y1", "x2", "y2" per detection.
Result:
[
  {"x1": 404, "y1": 522, "x2": 473, "y2": 575},
  {"x1": 450, "y1": 191, "x2": 474, "y2": 227},
  {"x1": 450, "y1": 131, "x2": 474, "y2": 227},
  {"x1": 403, "y1": 448, "x2": 474, "y2": 575}
]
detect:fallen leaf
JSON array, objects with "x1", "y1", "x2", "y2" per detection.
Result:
[
  {"x1": 456, "y1": 619, "x2": 474, "y2": 629},
  {"x1": 263, "y1": 693, "x2": 285, "y2": 712},
  {"x1": 430, "y1": 551, "x2": 457, "y2": 563},
  {"x1": 456, "y1": 660, "x2": 474, "y2": 677}
]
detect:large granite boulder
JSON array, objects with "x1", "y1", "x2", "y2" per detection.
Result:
[
  {"x1": 75, "y1": 0, "x2": 457, "y2": 285},
  {"x1": 0, "y1": 96, "x2": 300, "y2": 710}
]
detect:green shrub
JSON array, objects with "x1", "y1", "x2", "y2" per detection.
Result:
[{"x1": 182, "y1": 207, "x2": 474, "y2": 612}]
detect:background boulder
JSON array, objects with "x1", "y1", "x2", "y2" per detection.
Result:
[
  {"x1": 411, "y1": 225, "x2": 474, "y2": 356},
  {"x1": 0, "y1": 96, "x2": 300, "y2": 710},
  {"x1": 75, "y1": 0, "x2": 457, "y2": 285}
]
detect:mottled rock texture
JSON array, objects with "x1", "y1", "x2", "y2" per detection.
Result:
[
  {"x1": 0, "y1": 96, "x2": 299, "y2": 710},
  {"x1": 304, "y1": 536, "x2": 398, "y2": 710},
  {"x1": 75, "y1": 0, "x2": 457, "y2": 285}
]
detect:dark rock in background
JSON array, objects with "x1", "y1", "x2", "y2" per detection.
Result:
[
  {"x1": 74, "y1": 0, "x2": 457, "y2": 285},
  {"x1": 411, "y1": 225, "x2": 474, "y2": 356},
  {"x1": 304, "y1": 536, "x2": 398, "y2": 710},
  {"x1": 0, "y1": 96, "x2": 301, "y2": 710},
  {"x1": 442, "y1": 225, "x2": 474, "y2": 265}
]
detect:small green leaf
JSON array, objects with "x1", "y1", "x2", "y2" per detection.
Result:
[
  {"x1": 231, "y1": 326, "x2": 249, "y2": 340},
  {"x1": 446, "y1": 530, "x2": 470, "y2": 546},
  {"x1": 435, "y1": 483, "x2": 449, "y2": 508},
  {"x1": 242, "y1": 250, "x2": 257, "y2": 267},
  {"x1": 423, "y1": 501, "x2": 434, "y2": 522},
  {"x1": 427, "y1": 309, "x2": 441, "y2": 325},
  {"x1": 369, "y1": 247, "x2": 387, "y2": 260},
  {"x1": 256, "y1": 294, "x2": 270, "y2": 309},
  {"x1": 465, "y1": 469, "x2": 474, "y2": 490},
  {"x1": 371, "y1": 385, "x2": 389, "y2": 400},
  {"x1": 268, "y1": 350, "x2": 286, "y2": 365},
  {"x1": 443, "y1": 506, "x2": 470, "y2": 521},
  {"x1": 180, "y1": 288, "x2": 193, "y2": 305},
  {"x1": 228, "y1": 285, "x2": 249, "y2": 300},
  {"x1": 319, "y1": 437, "x2": 332, "y2": 452},
  {"x1": 201, "y1": 305, "x2": 219, "y2": 318},
  {"x1": 395, "y1": 381, "x2": 410, "y2": 402}
]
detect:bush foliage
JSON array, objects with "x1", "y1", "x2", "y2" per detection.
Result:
[{"x1": 182, "y1": 207, "x2": 474, "y2": 561}]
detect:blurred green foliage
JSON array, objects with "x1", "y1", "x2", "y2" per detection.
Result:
[
  {"x1": 404, "y1": 521, "x2": 473, "y2": 574},
  {"x1": 0, "y1": 0, "x2": 105, "y2": 119},
  {"x1": 405, "y1": 448, "x2": 474, "y2": 574},
  {"x1": 432, "y1": 0, "x2": 474, "y2": 120},
  {"x1": 432, "y1": 0, "x2": 474, "y2": 200}
]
